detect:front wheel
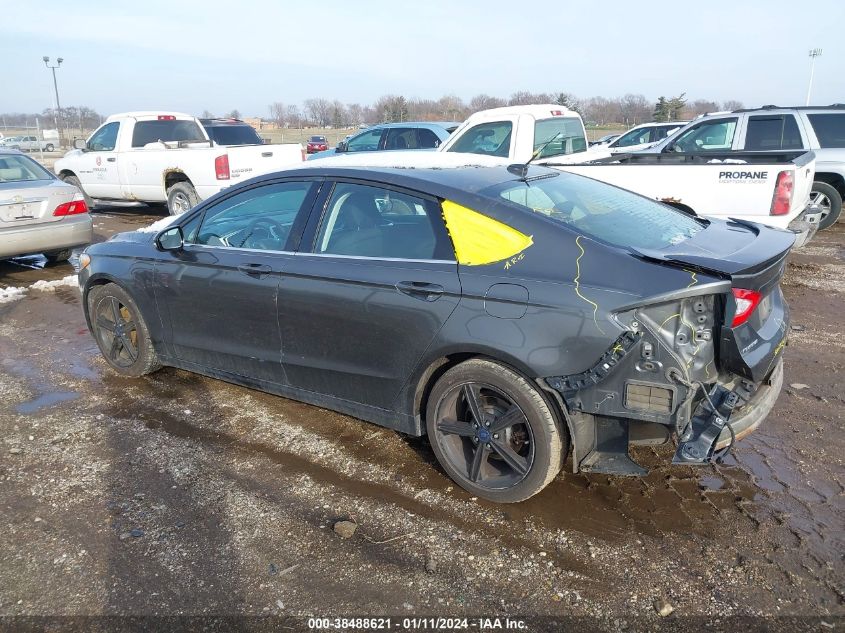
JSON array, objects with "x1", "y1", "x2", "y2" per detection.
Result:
[
  {"x1": 45, "y1": 143, "x2": 54, "y2": 152},
  {"x1": 88, "y1": 283, "x2": 162, "y2": 377},
  {"x1": 426, "y1": 359, "x2": 566, "y2": 503},
  {"x1": 166, "y1": 182, "x2": 199, "y2": 215},
  {"x1": 810, "y1": 182, "x2": 842, "y2": 230}
]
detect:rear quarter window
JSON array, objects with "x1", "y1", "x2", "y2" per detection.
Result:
[{"x1": 807, "y1": 113, "x2": 845, "y2": 148}]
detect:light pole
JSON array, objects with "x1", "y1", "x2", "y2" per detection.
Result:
[
  {"x1": 42, "y1": 56, "x2": 64, "y2": 144},
  {"x1": 806, "y1": 48, "x2": 822, "y2": 106}
]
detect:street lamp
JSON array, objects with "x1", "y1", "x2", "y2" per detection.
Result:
[
  {"x1": 42, "y1": 56, "x2": 64, "y2": 143},
  {"x1": 806, "y1": 48, "x2": 822, "y2": 106}
]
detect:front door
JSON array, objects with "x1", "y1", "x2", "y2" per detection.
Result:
[
  {"x1": 155, "y1": 179, "x2": 319, "y2": 384},
  {"x1": 76, "y1": 121, "x2": 122, "y2": 199},
  {"x1": 279, "y1": 181, "x2": 461, "y2": 410}
]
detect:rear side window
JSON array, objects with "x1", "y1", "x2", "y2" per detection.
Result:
[
  {"x1": 744, "y1": 115, "x2": 803, "y2": 150},
  {"x1": 417, "y1": 128, "x2": 443, "y2": 148},
  {"x1": 132, "y1": 120, "x2": 206, "y2": 147},
  {"x1": 489, "y1": 172, "x2": 703, "y2": 250},
  {"x1": 533, "y1": 117, "x2": 587, "y2": 158},
  {"x1": 447, "y1": 121, "x2": 512, "y2": 157},
  {"x1": 807, "y1": 113, "x2": 845, "y2": 148}
]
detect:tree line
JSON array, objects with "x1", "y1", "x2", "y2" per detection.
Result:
[
  {"x1": 254, "y1": 92, "x2": 745, "y2": 129},
  {"x1": 1, "y1": 107, "x2": 103, "y2": 132}
]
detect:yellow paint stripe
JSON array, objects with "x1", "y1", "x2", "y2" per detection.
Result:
[
  {"x1": 574, "y1": 235, "x2": 606, "y2": 335},
  {"x1": 441, "y1": 200, "x2": 533, "y2": 266}
]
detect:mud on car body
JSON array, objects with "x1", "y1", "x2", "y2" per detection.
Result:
[{"x1": 77, "y1": 157, "x2": 791, "y2": 502}]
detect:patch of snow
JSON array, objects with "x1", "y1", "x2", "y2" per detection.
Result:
[
  {"x1": 30, "y1": 275, "x2": 78, "y2": 292},
  {"x1": 0, "y1": 286, "x2": 27, "y2": 304},
  {"x1": 137, "y1": 214, "x2": 180, "y2": 233},
  {"x1": 301, "y1": 151, "x2": 509, "y2": 170}
]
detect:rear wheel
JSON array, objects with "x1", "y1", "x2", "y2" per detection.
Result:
[
  {"x1": 45, "y1": 143, "x2": 54, "y2": 152},
  {"x1": 60, "y1": 174, "x2": 93, "y2": 209},
  {"x1": 166, "y1": 182, "x2": 199, "y2": 215},
  {"x1": 810, "y1": 182, "x2": 842, "y2": 230},
  {"x1": 88, "y1": 283, "x2": 161, "y2": 377},
  {"x1": 426, "y1": 359, "x2": 566, "y2": 503}
]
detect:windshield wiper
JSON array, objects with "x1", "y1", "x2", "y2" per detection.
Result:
[{"x1": 507, "y1": 132, "x2": 565, "y2": 180}]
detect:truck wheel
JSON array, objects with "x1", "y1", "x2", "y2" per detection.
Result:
[
  {"x1": 167, "y1": 182, "x2": 199, "y2": 215},
  {"x1": 810, "y1": 182, "x2": 842, "y2": 230},
  {"x1": 45, "y1": 143, "x2": 55, "y2": 152},
  {"x1": 60, "y1": 174, "x2": 94, "y2": 210},
  {"x1": 426, "y1": 359, "x2": 567, "y2": 503}
]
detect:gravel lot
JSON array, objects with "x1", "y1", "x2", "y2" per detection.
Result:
[{"x1": 0, "y1": 207, "x2": 842, "y2": 632}]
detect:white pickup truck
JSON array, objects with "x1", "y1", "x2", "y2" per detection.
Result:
[
  {"x1": 54, "y1": 112, "x2": 305, "y2": 214},
  {"x1": 441, "y1": 105, "x2": 821, "y2": 246}
]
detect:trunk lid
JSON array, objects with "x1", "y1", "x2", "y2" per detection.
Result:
[{"x1": 0, "y1": 180, "x2": 79, "y2": 227}]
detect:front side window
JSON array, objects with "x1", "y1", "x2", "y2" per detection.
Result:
[
  {"x1": 345, "y1": 128, "x2": 384, "y2": 152},
  {"x1": 88, "y1": 122, "x2": 120, "y2": 152},
  {"x1": 671, "y1": 118, "x2": 737, "y2": 152},
  {"x1": 807, "y1": 113, "x2": 845, "y2": 148},
  {"x1": 193, "y1": 181, "x2": 314, "y2": 251},
  {"x1": 612, "y1": 127, "x2": 653, "y2": 148},
  {"x1": 314, "y1": 182, "x2": 452, "y2": 260},
  {"x1": 744, "y1": 115, "x2": 803, "y2": 150},
  {"x1": 533, "y1": 117, "x2": 587, "y2": 158},
  {"x1": 447, "y1": 121, "x2": 513, "y2": 157},
  {"x1": 0, "y1": 154, "x2": 54, "y2": 183},
  {"x1": 132, "y1": 120, "x2": 206, "y2": 148},
  {"x1": 490, "y1": 172, "x2": 704, "y2": 250}
]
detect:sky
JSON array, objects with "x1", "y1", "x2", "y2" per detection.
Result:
[{"x1": 1, "y1": 0, "x2": 843, "y2": 118}]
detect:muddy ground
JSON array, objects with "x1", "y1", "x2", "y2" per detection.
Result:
[{"x1": 0, "y1": 207, "x2": 842, "y2": 632}]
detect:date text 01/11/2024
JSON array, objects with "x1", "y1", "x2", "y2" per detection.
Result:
[{"x1": 306, "y1": 616, "x2": 528, "y2": 630}]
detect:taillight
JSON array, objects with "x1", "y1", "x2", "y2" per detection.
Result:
[
  {"x1": 301, "y1": 149, "x2": 306, "y2": 161},
  {"x1": 53, "y1": 195, "x2": 88, "y2": 216},
  {"x1": 215, "y1": 154, "x2": 230, "y2": 180},
  {"x1": 731, "y1": 288, "x2": 762, "y2": 327},
  {"x1": 157, "y1": 115, "x2": 176, "y2": 121},
  {"x1": 770, "y1": 170, "x2": 793, "y2": 216}
]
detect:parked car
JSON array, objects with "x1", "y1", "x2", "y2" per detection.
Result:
[
  {"x1": 54, "y1": 112, "x2": 305, "y2": 215},
  {"x1": 589, "y1": 133, "x2": 620, "y2": 147},
  {"x1": 306, "y1": 136, "x2": 329, "y2": 154},
  {"x1": 308, "y1": 122, "x2": 460, "y2": 160},
  {"x1": 200, "y1": 118, "x2": 264, "y2": 146},
  {"x1": 80, "y1": 154, "x2": 790, "y2": 502},
  {"x1": 0, "y1": 149, "x2": 92, "y2": 262},
  {"x1": 640, "y1": 104, "x2": 845, "y2": 229},
  {"x1": 0, "y1": 136, "x2": 24, "y2": 148},
  {"x1": 443, "y1": 105, "x2": 821, "y2": 245},
  {"x1": 600, "y1": 121, "x2": 689, "y2": 153}
]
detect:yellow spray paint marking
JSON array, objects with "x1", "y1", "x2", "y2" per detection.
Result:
[
  {"x1": 684, "y1": 269, "x2": 698, "y2": 288},
  {"x1": 574, "y1": 235, "x2": 606, "y2": 335},
  {"x1": 612, "y1": 344, "x2": 623, "y2": 354},
  {"x1": 773, "y1": 338, "x2": 787, "y2": 356},
  {"x1": 441, "y1": 200, "x2": 533, "y2": 266},
  {"x1": 659, "y1": 313, "x2": 681, "y2": 331}
]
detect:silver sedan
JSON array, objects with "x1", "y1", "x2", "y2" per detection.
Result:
[{"x1": 0, "y1": 149, "x2": 93, "y2": 263}]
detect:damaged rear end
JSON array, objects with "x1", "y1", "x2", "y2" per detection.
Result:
[{"x1": 545, "y1": 219, "x2": 794, "y2": 475}]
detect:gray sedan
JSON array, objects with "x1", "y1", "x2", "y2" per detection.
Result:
[{"x1": 0, "y1": 149, "x2": 93, "y2": 262}]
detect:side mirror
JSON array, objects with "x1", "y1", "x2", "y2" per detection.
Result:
[
  {"x1": 156, "y1": 225, "x2": 184, "y2": 251},
  {"x1": 336, "y1": 141, "x2": 347, "y2": 152},
  {"x1": 73, "y1": 138, "x2": 87, "y2": 150}
]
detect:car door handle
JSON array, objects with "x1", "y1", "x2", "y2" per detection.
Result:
[
  {"x1": 396, "y1": 281, "x2": 444, "y2": 302},
  {"x1": 107, "y1": 157, "x2": 116, "y2": 162},
  {"x1": 238, "y1": 263, "x2": 272, "y2": 276}
]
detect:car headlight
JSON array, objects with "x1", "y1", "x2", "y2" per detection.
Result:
[{"x1": 79, "y1": 253, "x2": 91, "y2": 270}]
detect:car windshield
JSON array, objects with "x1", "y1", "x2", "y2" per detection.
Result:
[
  {"x1": 0, "y1": 154, "x2": 54, "y2": 183},
  {"x1": 205, "y1": 125, "x2": 262, "y2": 146},
  {"x1": 309, "y1": 136, "x2": 327, "y2": 143},
  {"x1": 487, "y1": 172, "x2": 704, "y2": 250},
  {"x1": 533, "y1": 117, "x2": 588, "y2": 158}
]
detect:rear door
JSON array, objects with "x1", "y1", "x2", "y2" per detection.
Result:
[
  {"x1": 278, "y1": 180, "x2": 461, "y2": 410},
  {"x1": 154, "y1": 179, "x2": 320, "y2": 384}
]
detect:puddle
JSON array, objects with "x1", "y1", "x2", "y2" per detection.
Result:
[{"x1": 16, "y1": 390, "x2": 79, "y2": 414}]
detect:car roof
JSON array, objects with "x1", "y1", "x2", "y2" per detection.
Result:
[
  {"x1": 730, "y1": 103, "x2": 845, "y2": 113},
  {"x1": 367, "y1": 121, "x2": 461, "y2": 131},
  {"x1": 464, "y1": 104, "x2": 578, "y2": 120},
  {"x1": 106, "y1": 111, "x2": 194, "y2": 122},
  {"x1": 251, "y1": 152, "x2": 558, "y2": 202},
  {"x1": 0, "y1": 148, "x2": 26, "y2": 156},
  {"x1": 199, "y1": 118, "x2": 251, "y2": 126}
]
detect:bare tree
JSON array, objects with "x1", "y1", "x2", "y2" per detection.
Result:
[
  {"x1": 687, "y1": 99, "x2": 720, "y2": 118},
  {"x1": 722, "y1": 99, "x2": 744, "y2": 111},
  {"x1": 227, "y1": 109, "x2": 241, "y2": 119},
  {"x1": 304, "y1": 98, "x2": 331, "y2": 126},
  {"x1": 508, "y1": 91, "x2": 553, "y2": 106},
  {"x1": 201, "y1": 110, "x2": 214, "y2": 118},
  {"x1": 469, "y1": 94, "x2": 506, "y2": 113},
  {"x1": 268, "y1": 102, "x2": 286, "y2": 128},
  {"x1": 618, "y1": 94, "x2": 650, "y2": 125},
  {"x1": 286, "y1": 105, "x2": 301, "y2": 129},
  {"x1": 346, "y1": 103, "x2": 364, "y2": 126}
]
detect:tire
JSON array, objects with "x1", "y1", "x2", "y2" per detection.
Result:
[
  {"x1": 45, "y1": 249, "x2": 71, "y2": 264},
  {"x1": 87, "y1": 283, "x2": 162, "y2": 377},
  {"x1": 166, "y1": 181, "x2": 199, "y2": 215},
  {"x1": 425, "y1": 359, "x2": 567, "y2": 503},
  {"x1": 45, "y1": 143, "x2": 54, "y2": 152},
  {"x1": 810, "y1": 182, "x2": 843, "y2": 230},
  {"x1": 60, "y1": 174, "x2": 94, "y2": 210}
]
